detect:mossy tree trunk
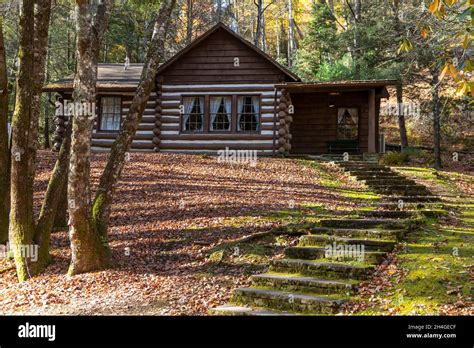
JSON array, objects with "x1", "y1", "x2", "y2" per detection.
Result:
[
  {"x1": 9, "y1": 0, "x2": 52, "y2": 281},
  {"x1": 0, "y1": 17, "x2": 10, "y2": 245},
  {"x1": 9, "y1": 0, "x2": 37, "y2": 281},
  {"x1": 31, "y1": 123, "x2": 72, "y2": 275},
  {"x1": 92, "y1": 0, "x2": 176, "y2": 243},
  {"x1": 67, "y1": 0, "x2": 113, "y2": 276}
]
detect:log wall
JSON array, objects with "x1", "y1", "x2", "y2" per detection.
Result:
[
  {"x1": 158, "y1": 83, "x2": 281, "y2": 154},
  {"x1": 289, "y1": 91, "x2": 381, "y2": 155}
]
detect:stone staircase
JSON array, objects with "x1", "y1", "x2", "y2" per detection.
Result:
[{"x1": 211, "y1": 160, "x2": 439, "y2": 316}]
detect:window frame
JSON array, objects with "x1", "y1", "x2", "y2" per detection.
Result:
[
  {"x1": 236, "y1": 95, "x2": 262, "y2": 133},
  {"x1": 180, "y1": 95, "x2": 206, "y2": 133},
  {"x1": 336, "y1": 106, "x2": 361, "y2": 141},
  {"x1": 178, "y1": 94, "x2": 262, "y2": 134},
  {"x1": 209, "y1": 95, "x2": 233, "y2": 133},
  {"x1": 97, "y1": 95, "x2": 123, "y2": 133}
]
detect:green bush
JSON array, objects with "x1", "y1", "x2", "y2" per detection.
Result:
[{"x1": 381, "y1": 151, "x2": 409, "y2": 165}]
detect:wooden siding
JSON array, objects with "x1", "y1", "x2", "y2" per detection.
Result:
[
  {"x1": 90, "y1": 91, "x2": 157, "y2": 152},
  {"x1": 158, "y1": 84, "x2": 280, "y2": 153},
  {"x1": 159, "y1": 29, "x2": 291, "y2": 85},
  {"x1": 289, "y1": 91, "x2": 380, "y2": 155}
]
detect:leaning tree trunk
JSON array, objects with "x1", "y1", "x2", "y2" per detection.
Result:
[
  {"x1": 9, "y1": 0, "x2": 36, "y2": 281},
  {"x1": 92, "y1": 0, "x2": 176, "y2": 243},
  {"x1": 0, "y1": 17, "x2": 10, "y2": 244},
  {"x1": 396, "y1": 82, "x2": 409, "y2": 149},
  {"x1": 31, "y1": 123, "x2": 72, "y2": 275},
  {"x1": 431, "y1": 66, "x2": 442, "y2": 169},
  {"x1": 67, "y1": 0, "x2": 112, "y2": 276}
]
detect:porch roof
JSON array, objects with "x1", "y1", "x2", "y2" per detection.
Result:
[{"x1": 275, "y1": 80, "x2": 398, "y2": 93}]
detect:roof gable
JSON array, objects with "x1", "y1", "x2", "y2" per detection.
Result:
[{"x1": 157, "y1": 23, "x2": 300, "y2": 82}]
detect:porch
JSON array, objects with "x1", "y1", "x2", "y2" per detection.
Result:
[{"x1": 275, "y1": 81, "x2": 396, "y2": 155}]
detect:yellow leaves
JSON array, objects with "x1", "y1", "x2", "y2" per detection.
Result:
[
  {"x1": 455, "y1": 81, "x2": 470, "y2": 96},
  {"x1": 398, "y1": 38, "x2": 413, "y2": 54},
  {"x1": 428, "y1": 0, "x2": 440, "y2": 13},
  {"x1": 428, "y1": 0, "x2": 447, "y2": 19},
  {"x1": 461, "y1": 34, "x2": 469, "y2": 49}
]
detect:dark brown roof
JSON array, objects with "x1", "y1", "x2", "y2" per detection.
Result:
[
  {"x1": 156, "y1": 22, "x2": 300, "y2": 82},
  {"x1": 276, "y1": 80, "x2": 398, "y2": 91},
  {"x1": 43, "y1": 64, "x2": 144, "y2": 92}
]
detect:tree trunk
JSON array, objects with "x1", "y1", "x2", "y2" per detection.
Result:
[
  {"x1": 54, "y1": 179, "x2": 68, "y2": 230},
  {"x1": 396, "y1": 82, "x2": 409, "y2": 149},
  {"x1": 431, "y1": 66, "x2": 442, "y2": 169},
  {"x1": 67, "y1": 0, "x2": 112, "y2": 276},
  {"x1": 186, "y1": 0, "x2": 193, "y2": 44},
  {"x1": 288, "y1": 0, "x2": 295, "y2": 66},
  {"x1": 9, "y1": 0, "x2": 52, "y2": 281},
  {"x1": 393, "y1": 1, "x2": 409, "y2": 150},
  {"x1": 0, "y1": 17, "x2": 10, "y2": 245},
  {"x1": 352, "y1": 0, "x2": 361, "y2": 79},
  {"x1": 91, "y1": 0, "x2": 176, "y2": 245},
  {"x1": 254, "y1": 0, "x2": 263, "y2": 48},
  {"x1": 31, "y1": 123, "x2": 72, "y2": 275},
  {"x1": 9, "y1": 0, "x2": 37, "y2": 281}
]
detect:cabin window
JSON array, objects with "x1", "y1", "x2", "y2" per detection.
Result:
[
  {"x1": 237, "y1": 96, "x2": 260, "y2": 132},
  {"x1": 183, "y1": 96, "x2": 204, "y2": 132},
  {"x1": 99, "y1": 97, "x2": 122, "y2": 131},
  {"x1": 337, "y1": 108, "x2": 359, "y2": 140},
  {"x1": 210, "y1": 96, "x2": 231, "y2": 132}
]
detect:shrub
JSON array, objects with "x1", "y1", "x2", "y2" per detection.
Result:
[{"x1": 381, "y1": 151, "x2": 409, "y2": 165}]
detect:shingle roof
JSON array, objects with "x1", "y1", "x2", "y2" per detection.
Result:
[{"x1": 43, "y1": 63, "x2": 144, "y2": 92}]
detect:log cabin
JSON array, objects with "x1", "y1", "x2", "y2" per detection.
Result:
[{"x1": 43, "y1": 23, "x2": 396, "y2": 156}]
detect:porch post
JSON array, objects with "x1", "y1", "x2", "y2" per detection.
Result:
[{"x1": 368, "y1": 89, "x2": 376, "y2": 153}]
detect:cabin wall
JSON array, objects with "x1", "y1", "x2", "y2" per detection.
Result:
[
  {"x1": 155, "y1": 83, "x2": 280, "y2": 154},
  {"x1": 159, "y1": 29, "x2": 291, "y2": 85},
  {"x1": 52, "y1": 91, "x2": 157, "y2": 152},
  {"x1": 91, "y1": 91, "x2": 157, "y2": 152},
  {"x1": 289, "y1": 91, "x2": 380, "y2": 155}
]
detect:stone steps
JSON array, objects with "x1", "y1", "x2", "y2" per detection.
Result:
[
  {"x1": 270, "y1": 259, "x2": 375, "y2": 280},
  {"x1": 306, "y1": 226, "x2": 404, "y2": 240},
  {"x1": 385, "y1": 195, "x2": 441, "y2": 203},
  {"x1": 232, "y1": 287, "x2": 346, "y2": 314},
  {"x1": 356, "y1": 210, "x2": 415, "y2": 219},
  {"x1": 285, "y1": 246, "x2": 387, "y2": 264},
  {"x1": 212, "y1": 304, "x2": 298, "y2": 316},
  {"x1": 251, "y1": 273, "x2": 358, "y2": 295},
  {"x1": 210, "y1": 159, "x2": 434, "y2": 316},
  {"x1": 299, "y1": 235, "x2": 395, "y2": 252},
  {"x1": 318, "y1": 218, "x2": 408, "y2": 230}
]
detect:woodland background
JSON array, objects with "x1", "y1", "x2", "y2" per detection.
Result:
[{"x1": 1, "y1": 0, "x2": 472, "y2": 152}]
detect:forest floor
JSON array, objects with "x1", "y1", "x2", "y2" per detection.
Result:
[{"x1": 0, "y1": 151, "x2": 472, "y2": 315}]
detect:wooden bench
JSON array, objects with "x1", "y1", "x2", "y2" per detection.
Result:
[{"x1": 327, "y1": 140, "x2": 360, "y2": 154}]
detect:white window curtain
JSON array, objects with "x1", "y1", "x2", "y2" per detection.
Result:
[
  {"x1": 209, "y1": 97, "x2": 222, "y2": 131},
  {"x1": 100, "y1": 97, "x2": 121, "y2": 131},
  {"x1": 338, "y1": 108, "x2": 358, "y2": 125},
  {"x1": 182, "y1": 97, "x2": 196, "y2": 131},
  {"x1": 237, "y1": 96, "x2": 244, "y2": 131},
  {"x1": 224, "y1": 97, "x2": 232, "y2": 126},
  {"x1": 252, "y1": 96, "x2": 260, "y2": 115}
]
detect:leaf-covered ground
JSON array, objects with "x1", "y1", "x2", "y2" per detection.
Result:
[{"x1": 0, "y1": 152, "x2": 369, "y2": 315}]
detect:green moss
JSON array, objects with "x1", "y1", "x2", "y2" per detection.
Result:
[{"x1": 357, "y1": 207, "x2": 474, "y2": 315}]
